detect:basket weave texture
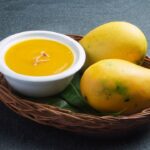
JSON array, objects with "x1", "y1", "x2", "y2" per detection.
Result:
[{"x1": 0, "y1": 34, "x2": 150, "y2": 135}]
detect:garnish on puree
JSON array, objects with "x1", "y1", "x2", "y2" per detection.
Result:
[{"x1": 5, "y1": 39, "x2": 74, "y2": 76}]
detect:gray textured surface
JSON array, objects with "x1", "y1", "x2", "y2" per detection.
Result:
[{"x1": 0, "y1": 0, "x2": 150, "y2": 149}]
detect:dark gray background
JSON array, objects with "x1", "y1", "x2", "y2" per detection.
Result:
[{"x1": 0, "y1": 0, "x2": 150, "y2": 149}]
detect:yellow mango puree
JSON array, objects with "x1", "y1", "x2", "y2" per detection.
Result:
[{"x1": 5, "y1": 39, "x2": 74, "y2": 76}]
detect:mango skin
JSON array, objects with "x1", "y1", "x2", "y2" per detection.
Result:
[
  {"x1": 80, "y1": 59, "x2": 150, "y2": 115},
  {"x1": 80, "y1": 22, "x2": 147, "y2": 68}
]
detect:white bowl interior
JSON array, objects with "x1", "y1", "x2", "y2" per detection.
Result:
[{"x1": 0, "y1": 31, "x2": 86, "y2": 82}]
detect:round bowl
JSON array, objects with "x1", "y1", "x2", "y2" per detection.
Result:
[{"x1": 0, "y1": 31, "x2": 86, "y2": 97}]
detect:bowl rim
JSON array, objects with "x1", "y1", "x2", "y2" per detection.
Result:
[{"x1": 0, "y1": 31, "x2": 86, "y2": 82}]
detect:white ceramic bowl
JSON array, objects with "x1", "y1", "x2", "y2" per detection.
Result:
[{"x1": 0, "y1": 31, "x2": 86, "y2": 97}]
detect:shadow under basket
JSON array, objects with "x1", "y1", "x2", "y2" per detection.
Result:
[{"x1": 0, "y1": 34, "x2": 150, "y2": 136}]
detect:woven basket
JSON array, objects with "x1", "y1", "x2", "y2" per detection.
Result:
[{"x1": 0, "y1": 34, "x2": 150, "y2": 136}]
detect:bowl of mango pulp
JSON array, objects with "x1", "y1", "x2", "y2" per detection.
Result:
[{"x1": 0, "y1": 31, "x2": 86, "y2": 97}]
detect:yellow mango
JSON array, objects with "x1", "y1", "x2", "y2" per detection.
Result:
[
  {"x1": 80, "y1": 22, "x2": 147, "y2": 68},
  {"x1": 80, "y1": 59, "x2": 150, "y2": 115}
]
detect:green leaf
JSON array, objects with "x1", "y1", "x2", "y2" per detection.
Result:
[
  {"x1": 60, "y1": 73, "x2": 86, "y2": 107},
  {"x1": 33, "y1": 96, "x2": 80, "y2": 112},
  {"x1": 59, "y1": 73, "x2": 101, "y2": 114},
  {"x1": 47, "y1": 97, "x2": 80, "y2": 112}
]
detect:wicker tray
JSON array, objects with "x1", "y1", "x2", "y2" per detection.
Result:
[{"x1": 0, "y1": 34, "x2": 150, "y2": 136}]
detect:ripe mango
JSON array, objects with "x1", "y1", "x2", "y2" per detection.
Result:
[
  {"x1": 80, "y1": 59, "x2": 150, "y2": 115},
  {"x1": 80, "y1": 22, "x2": 147, "y2": 68}
]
